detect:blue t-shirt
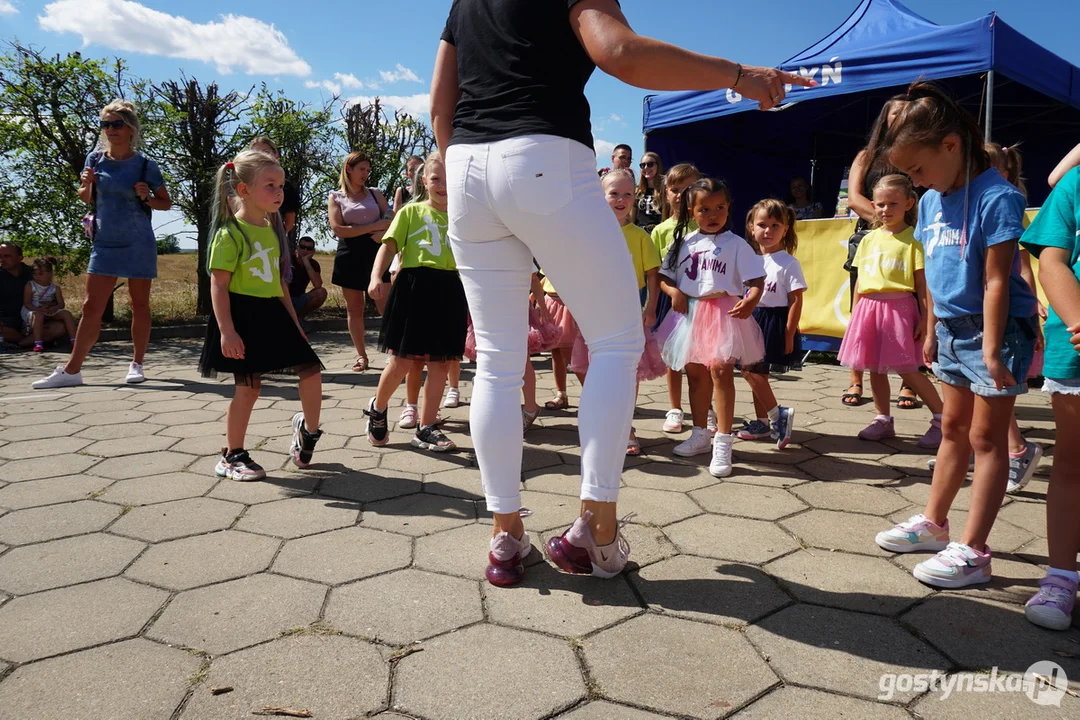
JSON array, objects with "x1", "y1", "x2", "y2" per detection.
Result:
[
  {"x1": 84, "y1": 151, "x2": 164, "y2": 249},
  {"x1": 1020, "y1": 167, "x2": 1080, "y2": 380},
  {"x1": 915, "y1": 168, "x2": 1035, "y2": 320}
]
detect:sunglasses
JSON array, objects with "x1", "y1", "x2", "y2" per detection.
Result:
[
  {"x1": 298, "y1": 245, "x2": 316, "y2": 251},
  {"x1": 639, "y1": 161, "x2": 657, "y2": 169},
  {"x1": 99, "y1": 120, "x2": 126, "y2": 130}
]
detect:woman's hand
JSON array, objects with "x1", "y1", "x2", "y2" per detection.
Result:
[
  {"x1": 1068, "y1": 322, "x2": 1080, "y2": 355},
  {"x1": 922, "y1": 333, "x2": 938, "y2": 368},
  {"x1": 736, "y1": 65, "x2": 814, "y2": 110},
  {"x1": 220, "y1": 330, "x2": 245, "y2": 360},
  {"x1": 373, "y1": 218, "x2": 392, "y2": 233},
  {"x1": 80, "y1": 167, "x2": 97, "y2": 187},
  {"x1": 671, "y1": 289, "x2": 689, "y2": 315},
  {"x1": 133, "y1": 182, "x2": 151, "y2": 201}
]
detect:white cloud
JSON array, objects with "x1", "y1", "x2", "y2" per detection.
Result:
[
  {"x1": 305, "y1": 79, "x2": 341, "y2": 95},
  {"x1": 346, "y1": 93, "x2": 431, "y2": 121},
  {"x1": 38, "y1": 0, "x2": 311, "y2": 76},
  {"x1": 334, "y1": 72, "x2": 364, "y2": 89},
  {"x1": 609, "y1": 113, "x2": 623, "y2": 124},
  {"x1": 0, "y1": 2, "x2": 17, "y2": 15},
  {"x1": 594, "y1": 139, "x2": 615, "y2": 162},
  {"x1": 379, "y1": 64, "x2": 421, "y2": 84}
]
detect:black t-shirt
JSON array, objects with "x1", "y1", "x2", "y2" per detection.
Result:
[
  {"x1": 0, "y1": 263, "x2": 31, "y2": 325},
  {"x1": 288, "y1": 255, "x2": 320, "y2": 297},
  {"x1": 635, "y1": 188, "x2": 663, "y2": 232},
  {"x1": 281, "y1": 179, "x2": 301, "y2": 217},
  {"x1": 441, "y1": 0, "x2": 598, "y2": 149}
]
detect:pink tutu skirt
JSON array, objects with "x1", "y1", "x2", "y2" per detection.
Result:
[
  {"x1": 837, "y1": 292, "x2": 920, "y2": 374},
  {"x1": 463, "y1": 306, "x2": 563, "y2": 362},
  {"x1": 464, "y1": 315, "x2": 477, "y2": 362},
  {"x1": 544, "y1": 295, "x2": 578, "y2": 350},
  {"x1": 656, "y1": 295, "x2": 765, "y2": 370},
  {"x1": 569, "y1": 318, "x2": 667, "y2": 382}
]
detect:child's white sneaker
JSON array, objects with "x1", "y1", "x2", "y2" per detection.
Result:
[
  {"x1": 709, "y1": 433, "x2": 734, "y2": 478},
  {"x1": 673, "y1": 426, "x2": 712, "y2": 457}
]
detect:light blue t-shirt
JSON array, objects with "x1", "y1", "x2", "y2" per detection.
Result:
[
  {"x1": 1021, "y1": 167, "x2": 1080, "y2": 380},
  {"x1": 84, "y1": 151, "x2": 164, "y2": 249},
  {"x1": 915, "y1": 168, "x2": 1035, "y2": 320}
]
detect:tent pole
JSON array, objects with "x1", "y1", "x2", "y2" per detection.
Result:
[{"x1": 985, "y1": 70, "x2": 995, "y2": 142}]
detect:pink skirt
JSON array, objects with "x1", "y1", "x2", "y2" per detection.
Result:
[
  {"x1": 569, "y1": 318, "x2": 667, "y2": 382},
  {"x1": 838, "y1": 292, "x2": 920, "y2": 374},
  {"x1": 464, "y1": 306, "x2": 564, "y2": 362},
  {"x1": 656, "y1": 295, "x2": 765, "y2": 370},
  {"x1": 544, "y1": 295, "x2": 578, "y2": 350}
]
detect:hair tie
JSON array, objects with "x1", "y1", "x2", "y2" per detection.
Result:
[{"x1": 225, "y1": 162, "x2": 235, "y2": 171}]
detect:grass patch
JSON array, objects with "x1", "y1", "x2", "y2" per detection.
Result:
[{"x1": 279, "y1": 620, "x2": 341, "y2": 638}]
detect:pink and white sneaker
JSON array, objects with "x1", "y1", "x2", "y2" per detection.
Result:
[
  {"x1": 486, "y1": 530, "x2": 532, "y2": 587},
  {"x1": 875, "y1": 514, "x2": 950, "y2": 553},
  {"x1": 1025, "y1": 575, "x2": 1078, "y2": 631},
  {"x1": 914, "y1": 542, "x2": 992, "y2": 588},
  {"x1": 858, "y1": 415, "x2": 896, "y2": 441},
  {"x1": 545, "y1": 510, "x2": 631, "y2": 579}
]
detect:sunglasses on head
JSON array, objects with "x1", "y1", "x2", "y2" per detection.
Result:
[
  {"x1": 99, "y1": 119, "x2": 126, "y2": 130},
  {"x1": 639, "y1": 161, "x2": 656, "y2": 169}
]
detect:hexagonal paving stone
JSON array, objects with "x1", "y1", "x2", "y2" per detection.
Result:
[
  {"x1": 896, "y1": 480, "x2": 993, "y2": 512},
  {"x1": 732, "y1": 439, "x2": 817, "y2": 466},
  {"x1": 147, "y1": 573, "x2": 326, "y2": 655},
  {"x1": 395, "y1": 624, "x2": 584, "y2": 720},
  {"x1": 485, "y1": 563, "x2": 641, "y2": 637},
  {"x1": 133, "y1": 398, "x2": 208, "y2": 413},
  {"x1": 0, "y1": 638, "x2": 200, "y2": 720},
  {"x1": 804, "y1": 435, "x2": 894, "y2": 460},
  {"x1": 325, "y1": 568, "x2": 482, "y2": 644},
  {"x1": 478, "y1": 490, "x2": 580, "y2": 533},
  {"x1": 273, "y1": 526, "x2": 412, "y2": 585},
  {"x1": 167, "y1": 434, "x2": 235, "y2": 456},
  {"x1": 236, "y1": 496, "x2": 359, "y2": 538},
  {"x1": 1, "y1": 453, "x2": 100, "y2": 482},
  {"x1": 996, "y1": 500, "x2": 1049, "y2": 536},
  {"x1": 0, "y1": 578, "x2": 167, "y2": 662},
  {"x1": 0, "y1": 500, "x2": 121, "y2": 545},
  {"x1": 619, "y1": 461, "x2": 719, "y2": 493},
  {"x1": 798, "y1": 456, "x2": 902, "y2": 483},
  {"x1": 181, "y1": 635, "x2": 388, "y2": 720},
  {"x1": 737, "y1": 687, "x2": 912, "y2": 720},
  {"x1": 718, "y1": 462, "x2": 813, "y2": 489},
  {"x1": 791, "y1": 481, "x2": 910, "y2": 516},
  {"x1": 781, "y1": 509, "x2": 895, "y2": 557},
  {"x1": 414, "y1": 523, "x2": 543, "y2": 581},
  {"x1": 0, "y1": 435, "x2": 92, "y2": 460},
  {"x1": 423, "y1": 467, "x2": 485, "y2": 499},
  {"x1": 150, "y1": 409, "x2": 223, "y2": 426},
  {"x1": 88, "y1": 451, "x2": 196, "y2": 480},
  {"x1": 746, "y1": 604, "x2": 949, "y2": 701},
  {"x1": 125, "y1": 529, "x2": 280, "y2": 590},
  {"x1": 585, "y1": 614, "x2": 777, "y2": 718},
  {"x1": 0, "y1": 422, "x2": 87, "y2": 443},
  {"x1": 690, "y1": 483, "x2": 807, "y2": 521},
  {"x1": 379, "y1": 448, "x2": 474, "y2": 476},
  {"x1": 880, "y1": 452, "x2": 934, "y2": 477},
  {"x1": 321, "y1": 470, "x2": 422, "y2": 503},
  {"x1": 556, "y1": 701, "x2": 671, "y2": 719},
  {"x1": 62, "y1": 398, "x2": 141, "y2": 414},
  {"x1": 912, "y1": 678, "x2": 1080, "y2": 719},
  {"x1": 0, "y1": 409, "x2": 78, "y2": 427},
  {"x1": 664, "y1": 514, "x2": 798, "y2": 564},
  {"x1": 81, "y1": 434, "x2": 179, "y2": 458},
  {"x1": 0, "y1": 532, "x2": 145, "y2": 594},
  {"x1": 98, "y1": 472, "x2": 216, "y2": 506},
  {"x1": 606, "y1": 486, "x2": 704, "y2": 527},
  {"x1": 902, "y1": 595, "x2": 1080, "y2": 688},
  {"x1": 0, "y1": 474, "x2": 109, "y2": 510},
  {"x1": 72, "y1": 409, "x2": 151, "y2": 426},
  {"x1": 765, "y1": 549, "x2": 932, "y2": 615},
  {"x1": 74, "y1": 422, "x2": 166, "y2": 441},
  {"x1": 208, "y1": 472, "x2": 319, "y2": 504},
  {"x1": 362, "y1": 493, "x2": 476, "y2": 537},
  {"x1": 109, "y1": 497, "x2": 243, "y2": 542},
  {"x1": 630, "y1": 555, "x2": 789, "y2": 626}
]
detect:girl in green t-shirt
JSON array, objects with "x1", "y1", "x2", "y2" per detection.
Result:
[{"x1": 198, "y1": 149, "x2": 324, "y2": 481}]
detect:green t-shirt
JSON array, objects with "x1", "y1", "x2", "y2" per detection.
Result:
[
  {"x1": 1020, "y1": 167, "x2": 1080, "y2": 380},
  {"x1": 651, "y1": 217, "x2": 698, "y2": 261},
  {"x1": 384, "y1": 202, "x2": 455, "y2": 271},
  {"x1": 207, "y1": 219, "x2": 283, "y2": 298}
]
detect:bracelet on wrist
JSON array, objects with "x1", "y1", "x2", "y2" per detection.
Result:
[{"x1": 732, "y1": 63, "x2": 743, "y2": 90}]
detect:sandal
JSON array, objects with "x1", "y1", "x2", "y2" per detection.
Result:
[
  {"x1": 841, "y1": 383, "x2": 863, "y2": 406},
  {"x1": 897, "y1": 385, "x2": 920, "y2": 410},
  {"x1": 352, "y1": 355, "x2": 369, "y2": 373},
  {"x1": 522, "y1": 406, "x2": 541, "y2": 432},
  {"x1": 626, "y1": 428, "x2": 641, "y2": 457},
  {"x1": 544, "y1": 391, "x2": 569, "y2": 411}
]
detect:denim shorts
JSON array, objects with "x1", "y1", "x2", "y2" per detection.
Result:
[
  {"x1": 933, "y1": 315, "x2": 1035, "y2": 397},
  {"x1": 1044, "y1": 377, "x2": 1080, "y2": 396}
]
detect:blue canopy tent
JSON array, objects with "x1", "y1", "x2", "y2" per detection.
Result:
[{"x1": 643, "y1": 0, "x2": 1080, "y2": 350}]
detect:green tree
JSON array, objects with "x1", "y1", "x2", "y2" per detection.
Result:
[
  {"x1": 156, "y1": 233, "x2": 180, "y2": 255},
  {"x1": 342, "y1": 97, "x2": 434, "y2": 202},
  {"x1": 0, "y1": 42, "x2": 128, "y2": 268}
]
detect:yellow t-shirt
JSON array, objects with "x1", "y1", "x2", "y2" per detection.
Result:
[
  {"x1": 623, "y1": 223, "x2": 660, "y2": 289},
  {"x1": 651, "y1": 217, "x2": 698, "y2": 264},
  {"x1": 207, "y1": 219, "x2": 283, "y2": 298},
  {"x1": 383, "y1": 202, "x2": 455, "y2": 271},
  {"x1": 852, "y1": 226, "x2": 925, "y2": 294}
]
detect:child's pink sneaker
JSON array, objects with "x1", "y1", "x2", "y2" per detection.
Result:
[
  {"x1": 913, "y1": 542, "x2": 992, "y2": 588},
  {"x1": 1025, "y1": 575, "x2": 1077, "y2": 631},
  {"x1": 858, "y1": 415, "x2": 895, "y2": 441},
  {"x1": 544, "y1": 510, "x2": 631, "y2": 579},
  {"x1": 33, "y1": 341, "x2": 44, "y2": 352},
  {"x1": 917, "y1": 416, "x2": 943, "y2": 449}
]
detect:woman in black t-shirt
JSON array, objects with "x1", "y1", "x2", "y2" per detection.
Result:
[
  {"x1": 430, "y1": 0, "x2": 812, "y2": 587},
  {"x1": 632, "y1": 151, "x2": 664, "y2": 232}
]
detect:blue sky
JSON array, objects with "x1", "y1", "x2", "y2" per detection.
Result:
[{"x1": 2, "y1": 0, "x2": 1079, "y2": 247}]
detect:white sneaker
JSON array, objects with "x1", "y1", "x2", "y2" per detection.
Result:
[
  {"x1": 709, "y1": 433, "x2": 735, "y2": 477},
  {"x1": 662, "y1": 408, "x2": 684, "y2": 433},
  {"x1": 32, "y1": 366, "x2": 83, "y2": 389},
  {"x1": 443, "y1": 387, "x2": 461, "y2": 408},
  {"x1": 707, "y1": 409, "x2": 718, "y2": 435},
  {"x1": 673, "y1": 426, "x2": 712, "y2": 457},
  {"x1": 125, "y1": 362, "x2": 145, "y2": 384}
]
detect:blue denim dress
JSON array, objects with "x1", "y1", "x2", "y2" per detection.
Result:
[{"x1": 85, "y1": 152, "x2": 164, "y2": 279}]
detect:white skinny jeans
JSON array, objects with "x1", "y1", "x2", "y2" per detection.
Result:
[{"x1": 447, "y1": 135, "x2": 644, "y2": 514}]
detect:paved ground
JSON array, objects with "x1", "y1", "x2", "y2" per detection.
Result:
[{"x1": 0, "y1": 332, "x2": 1077, "y2": 720}]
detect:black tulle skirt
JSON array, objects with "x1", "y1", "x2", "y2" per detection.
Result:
[
  {"x1": 741, "y1": 305, "x2": 801, "y2": 373},
  {"x1": 199, "y1": 292, "x2": 323, "y2": 385},
  {"x1": 378, "y1": 266, "x2": 467, "y2": 362}
]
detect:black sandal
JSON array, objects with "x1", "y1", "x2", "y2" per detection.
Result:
[
  {"x1": 897, "y1": 385, "x2": 920, "y2": 410},
  {"x1": 841, "y1": 383, "x2": 863, "y2": 406}
]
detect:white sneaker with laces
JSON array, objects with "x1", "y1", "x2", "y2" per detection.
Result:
[
  {"x1": 709, "y1": 432, "x2": 735, "y2": 477},
  {"x1": 707, "y1": 408, "x2": 718, "y2": 435},
  {"x1": 125, "y1": 362, "x2": 145, "y2": 384},
  {"x1": 662, "y1": 408, "x2": 684, "y2": 433},
  {"x1": 673, "y1": 426, "x2": 712, "y2": 457},
  {"x1": 32, "y1": 366, "x2": 83, "y2": 390},
  {"x1": 443, "y1": 387, "x2": 461, "y2": 408}
]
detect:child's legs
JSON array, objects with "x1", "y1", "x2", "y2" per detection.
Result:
[
  {"x1": 448, "y1": 360, "x2": 461, "y2": 388},
  {"x1": 405, "y1": 363, "x2": 423, "y2": 405},
  {"x1": 685, "y1": 363, "x2": 712, "y2": 428},
  {"x1": 30, "y1": 311, "x2": 44, "y2": 341},
  {"x1": 523, "y1": 358, "x2": 537, "y2": 413},
  {"x1": 1007, "y1": 414, "x2": 1027, "y2": 454},
  {"x1": 666, "y1": 368, "x2": 683, "y2": 410},
  {"x1": 375, "y1": 356, "x2": 416, "y2": 409},
  {"x1": 1047, "y1": 394, "x2": 1080, "y2": 571},
  {"x1": 868, "y1": 372, "x2": 892, "y2": 416},
  {"x1": 962, "y1": 393, "x2": 1017, "y2": 551},
  {"x1": 552, "y1": 347, "x2": 569, "y2": 394},
  {"x1": 227, "y1": 376, "x2": 262, "y2": 450},
  {"x1": 898, "y1": 370, "x2": 944, "y2": 415},
  {"x1": 55, "y1": 309, "x2": 76, "y2": 338},
  {"x1": 420, "y1": 361, "x2": 450, "y2": 426},
  {"x1": 924, "y1": 382, "x2": 975, "y2": 526},
  {"x1": 297, "y1": 366, "x2": 321, "y2": 432},
  {"x1": 710, "y1": 363, "x2": 736, "y2": 435},
  {"x1": 743, "y1": 370, "x2": 776, "y2": 418},
  {"x1": 128, "y1": 278, "x2": 152, "y2": 364}
]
